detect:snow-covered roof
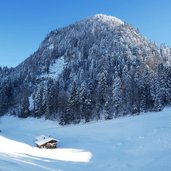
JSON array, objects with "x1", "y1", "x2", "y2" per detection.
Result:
[
  {"x1": 35, "y1": 135, "x2": 48, "y2": 141},
  {"x1": 35, "y1": 135, "x2": 59, "y2": 146}
]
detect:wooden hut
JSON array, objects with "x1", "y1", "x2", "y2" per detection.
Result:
[{"x1": 35, "y1": 135, "x2": 59, "y2": 149}]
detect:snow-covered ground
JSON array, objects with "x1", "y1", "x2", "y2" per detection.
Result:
[
  {"x1": 40, "y1": 56, "x2": 66, "y2": 80},
  {"x1": 0, "y1": 108, "x2": 171, "y2": 171}
]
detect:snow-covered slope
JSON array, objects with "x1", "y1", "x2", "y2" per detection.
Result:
[
  {"x1": 40, "y1": 56, "x2": 66, "y2": 79},
  {"x1": 0, "y1": 108, "x2": 171, "y2": 171}
]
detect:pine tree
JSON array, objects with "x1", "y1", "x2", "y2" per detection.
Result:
[
  {"x1": 79, "y1": 82, "x2": 87, "y2": 119},
  {"x1": 34, "y1": 85, "x2": 44, "y2": 117},
  {"x1": 122, "y1": 65, "x2": 131, "y2": 115},
  {"x1": 20, "y1": 96, "x2": 30, "y2": 118},
  {"x1": 66, "y1": 82, "x2": 80, "y2": 124},
  {"x1": 165, "y1": 67, "x2": 171, "y2": 104},
  {"x1": 18, "y1": 87, "x2": 30, "y2": 118},
  {"x1": 112, "y1": 74, "x2": 123, "y2": 117},
  {"x1": 150, "y1": 75, "x2": 162, "y2": 111},
  {"x1": 104, "y1": 98, "x2": 112, "y2": 119},
  {"x1": 139, "y1": 67, "x2": 152, "y2": 112},
  {"x1": 97, "y1": 70, "x2": 108, "y2": 105},
  {"x1": 0, "y1": 90, "x2": 8, "y2": 115}
]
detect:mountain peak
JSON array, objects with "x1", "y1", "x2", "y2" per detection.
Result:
[{"x1": 88, "y1": 14, "x2": 124, "y2": 26}]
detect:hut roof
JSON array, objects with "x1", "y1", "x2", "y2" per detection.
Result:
[{"x1": 35, "y1": 135, "x2": 59, "y2": 146}]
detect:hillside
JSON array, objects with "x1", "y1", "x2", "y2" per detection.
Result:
[
  {"x1": 0, "y1": 14, "x2": 171, "y2": 124},
  {"x1": 0, "y1": 108, "x2": 171, "y2": 171}
]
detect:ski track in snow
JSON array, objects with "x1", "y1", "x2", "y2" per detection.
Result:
[{"x1": 0, "y1": 108, "x2": 171, "y2": 171}]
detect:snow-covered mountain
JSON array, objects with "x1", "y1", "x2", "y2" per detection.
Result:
[
  {"x1": 0, "y1": 108, "x2": 171, "y2": 171},
  {"x1": 0, "y1": 14, "x2": 171, "y2": 124}
]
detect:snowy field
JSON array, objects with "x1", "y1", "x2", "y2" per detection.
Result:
[{"x1": 0, "y1": 108, "x2": 171, "y2": 171}]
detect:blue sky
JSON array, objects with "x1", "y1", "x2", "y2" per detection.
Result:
[{"x1": 0, "y1": 0, "x2": 171, "y2": 67}]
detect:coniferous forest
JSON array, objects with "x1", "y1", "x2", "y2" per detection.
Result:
[{"x1": 1, "y1": 14, "x2": 171, "y2": 125}]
